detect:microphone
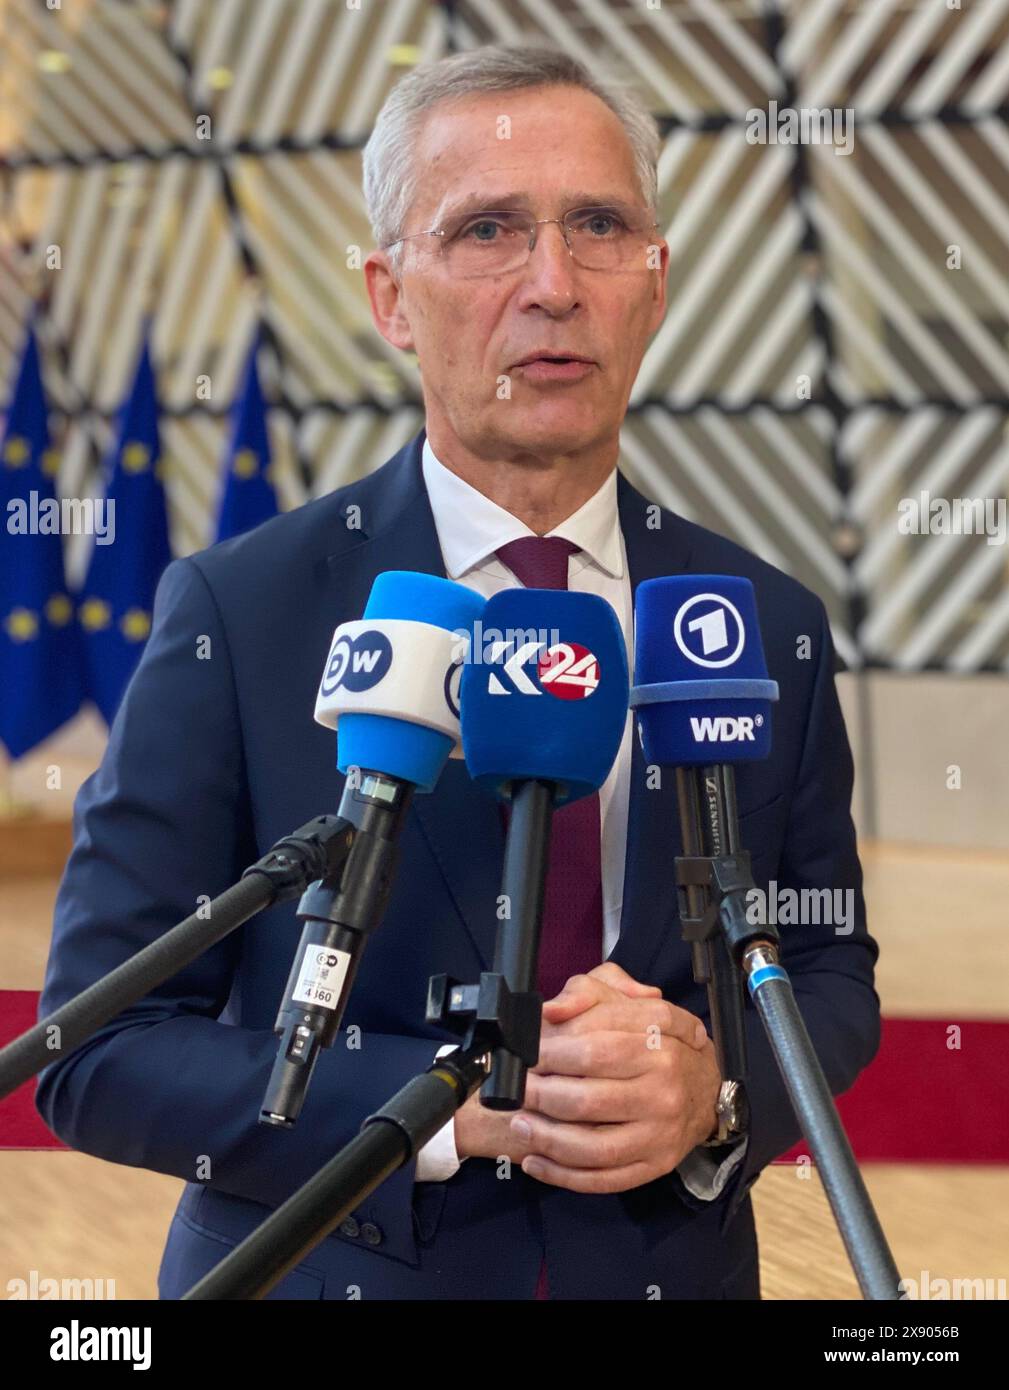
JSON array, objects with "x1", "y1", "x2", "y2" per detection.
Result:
[
  {"x1": 260, "y1": 571, "x2": 486, "y2": 1127},
  {"x1": 633, "y1": 576, "x2": 777, "y2": 768},
  {"x1": 631, "y1": 575, "x2": 780, "y2": 1105},
  {"x1": 461, "y1": 587, "x2": 629, "y2": 1106}
]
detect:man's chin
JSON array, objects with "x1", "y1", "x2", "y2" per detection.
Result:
[{"x1": 493, "y1": 404, "x2": 608, "y2": 457}]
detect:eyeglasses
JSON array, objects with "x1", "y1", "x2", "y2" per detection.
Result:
[{"x1": 383, "y1": 204, "x2": 661, "y2": 278}]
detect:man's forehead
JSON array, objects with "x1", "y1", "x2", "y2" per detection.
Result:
[{"x1": 411, "y1": 91, "x2": 642, "y2": 220}]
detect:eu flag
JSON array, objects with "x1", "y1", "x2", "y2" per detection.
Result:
[
  {"x1": 79, "y1": 335, "x2": 171, "y2": 727},
  {"x1": 214, "y1": 338, "x2": 278, "y2": 542},
  {"x1": 0, "y1": 321, "x2": 85, "y2": 758}
]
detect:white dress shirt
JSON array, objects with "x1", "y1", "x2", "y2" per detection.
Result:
[{"x1": 414, "y1": 438, "x2": 746, "y2": 1201}]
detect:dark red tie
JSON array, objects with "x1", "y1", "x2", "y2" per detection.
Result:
[{"x1": 495, "y1": 537, "x2": 605, "y2": 1300}]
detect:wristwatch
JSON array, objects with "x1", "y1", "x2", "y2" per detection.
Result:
[{"x1": 702, "y1": 1080, "x2": 750, "y2": 1147}]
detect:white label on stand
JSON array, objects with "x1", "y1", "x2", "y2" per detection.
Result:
[{"x1": 292, "y1": 947, "x2": 352, "y2": 1010}]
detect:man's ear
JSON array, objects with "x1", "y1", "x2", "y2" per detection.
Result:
[
  {"x1": 364, "y1": 250, "x2": 415, "y2": 352},
  {"x1": 648, "y1": 238, "x2": 669, "y2": 334}
]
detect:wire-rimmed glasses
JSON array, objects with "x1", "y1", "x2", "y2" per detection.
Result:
[{"x1": 382, "y1": 204, "x2": 661, "y2": 278}]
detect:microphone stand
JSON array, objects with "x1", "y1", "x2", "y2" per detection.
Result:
[
  {"x1": 675, "y1": 766, "x2": 749, "y2": 1096},
  {"x1": 0, "y1": 816, "x2": 356, "y2": 1101},
  {"x1": 184, "y1": 777, "x2": 554, "y2": 1300},
  {"x1": 673, "y1": 762, "x2": 901, "y2": 1301}
]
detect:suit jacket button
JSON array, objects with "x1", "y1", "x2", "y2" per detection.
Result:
[
  {"x1": 360, "y1": 1222, "x2": 383, "y2": 1246},
  {"x1": 340, "y1": 1216, "x2": 360, "y2": 1238}
]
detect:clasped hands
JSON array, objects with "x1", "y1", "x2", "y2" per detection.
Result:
[{"x1": 453, "y1": 961, "x2": 722, "y2": 1193}]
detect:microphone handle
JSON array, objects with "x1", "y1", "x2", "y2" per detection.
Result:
[
  {"x1": 481, "y1": 778, "x2": 554, "y2": 1108},
  {"x1": 261, "y1": 770, "x2": 414, "y2": 1127},
  {"x1": 675, "y1": 764, "x2": 749, "y2": 1086}
]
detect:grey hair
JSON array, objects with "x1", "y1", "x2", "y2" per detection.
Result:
[{"x1": 362, "y1": 43, "x2": 660, "y2": 275}]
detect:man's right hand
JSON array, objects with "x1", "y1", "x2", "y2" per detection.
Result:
[
  {"x1": 454, "y1": 1085, "x2": 538, "y2": 1162},
  {"x1": 454, "y1": 963, "x2": 667, "y2": 1162}
]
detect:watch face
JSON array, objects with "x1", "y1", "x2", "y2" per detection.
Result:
[{"x1": 722, "y1": 1082, "x2": 748, "y2": 1133}]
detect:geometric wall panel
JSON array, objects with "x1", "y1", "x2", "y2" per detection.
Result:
[{"x1": 3, "y1": 0, "x2": 1008, "y2": 670}]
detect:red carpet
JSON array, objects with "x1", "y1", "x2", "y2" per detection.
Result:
[
  {"x1": 777, "y1": 1016, "x2": 1009, "y2": 1165},
  {"x1": 2, "y1": 995, "x2": 1007, "y2": 1160},
  {"x1": 0, "y1": 991, "x2": 66, "y2": 1148}
]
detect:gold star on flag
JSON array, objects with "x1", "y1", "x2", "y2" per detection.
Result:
[
  {"x1": 3, "y1": 436, "x2": 30, "y2": 467},
  {"x1": 122, "y1": 442, "x2": 151, "y2": 472},
  {"x1": 4, "y1": 607, "x2": 39, "y2": 641},
  {"x1": 45, "y1": 594, "x2": 73, "y2": 626},
  {"x1": 79, "y1": 597, "x2": 112, "y2": 631},
  {"x1": 120, "y1": 608, "x2": 151, "y2": 642},
  {"x1": 41, "y1": 449, "x2": 61, "y2": 477},
  {"x1": 233, "y1": 449, "x2": 258, "y2": 479}
]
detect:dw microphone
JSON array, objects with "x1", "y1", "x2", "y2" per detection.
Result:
[
  {"x1": 260, "y1": 571, "x2": 485, "y2": 1127},
  {"x1": 632, "y1": 575, "x2": 780, "y2": 1105},
  {"x1": 461, "y1": 587, "x2": 629, "y2": 1106}
]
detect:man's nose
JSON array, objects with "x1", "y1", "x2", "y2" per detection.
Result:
[{"x1": 517, "y1": 221, "x2": 580, "y2": 312}]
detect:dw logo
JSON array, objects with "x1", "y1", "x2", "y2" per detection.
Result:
[
  {"x1": 488, "y1": 640, "x2": 600, "y2": 699},
  {"x1": 321, "y1": 630, "x2": 393, "y2": 695}
]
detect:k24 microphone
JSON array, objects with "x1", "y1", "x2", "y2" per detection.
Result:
[{"x1": 458, "y1": 588, "x2": 629, "y2": 1105}]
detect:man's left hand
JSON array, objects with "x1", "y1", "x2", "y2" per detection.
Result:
[{"x1": 509, "y1": 962, "x2": 722, "y2": 1194}]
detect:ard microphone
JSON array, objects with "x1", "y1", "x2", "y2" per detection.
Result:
[
  {"x1": 633, "y1": 575, "x2": 778, "y2": 768},
  {"x1": 631, "y1": 574, "x2": 779, "y2": 1096},
  {"x1": 462, "y1": 587, "x2": 628, "y2": 1105},
  {"x1": 261, "y1": 571, "x2": 485, "y2": 1127}
]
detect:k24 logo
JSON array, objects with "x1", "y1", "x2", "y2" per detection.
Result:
[{"x1": 488, "y1": 641, "x2": 600, "y2": 700}]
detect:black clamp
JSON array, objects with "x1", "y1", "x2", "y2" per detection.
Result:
[
  {"x1": 426, "y1": 972, "x2": 542, "y2": 1070},
  {"x1": 675, "y1": 850, "x2": 780, "y2": 958}
]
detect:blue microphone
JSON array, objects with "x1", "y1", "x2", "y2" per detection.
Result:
[
  {"x1": 263, "y1": 572, "x2": 486, "y2": 1127},
  {"x1": 460, "y1": 588, "x2": 629, "y2": 1107},
  {"x1": 631, "y1": 575, "x2": 779, "y2": 1129},
  {"x1": 632, "y1": 575, "x2": 778, "y2": 766},
  {"x1": 462, "y1": 587, "x2": 629, "y2": 806},
  {"x1": 317, "y1": 570, "x2": 486, "y2": 793}
]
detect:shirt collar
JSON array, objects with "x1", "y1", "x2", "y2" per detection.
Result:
[{"x1": 421, "y1": 436, "x2": 624, "y2": 580}]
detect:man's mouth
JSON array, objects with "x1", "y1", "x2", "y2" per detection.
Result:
[
  {"x1": 513, "y1": 352, "x2": 594, "y2": 367},
  {"x1": 512, "y1": 352, "x2": 596, "y2": 382}
]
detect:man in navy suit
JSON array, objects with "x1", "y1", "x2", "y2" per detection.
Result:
[{"x1": 37, "y1": 44, "x2": 880, "y2": 1299}]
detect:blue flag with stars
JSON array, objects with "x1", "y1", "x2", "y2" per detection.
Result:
[
  {"x1": 0, "y1": 320, "x2": 85, "y2": 759},
  {"x1": 79, "y1": 335, "x2": 172, "y2": 727},
  {"x1": 215, "y1": 338, "x2": 278, "y2": 542}
]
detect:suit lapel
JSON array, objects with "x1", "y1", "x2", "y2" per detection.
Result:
[
  {"x1": 322, "y1": 431, "x2": 504, "y2": 973},
  {"x1": 608, "y1": 474, "x2": 696, "y2": 984}
]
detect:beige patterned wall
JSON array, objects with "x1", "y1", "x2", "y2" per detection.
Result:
[{"x1": 2, "y1": 0, "x2": 1008, "y2": 671}]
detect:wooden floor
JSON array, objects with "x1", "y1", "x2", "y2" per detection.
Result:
[{"x1": 2, "y1": 840, "x2": 1007, "y2": 1300}]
